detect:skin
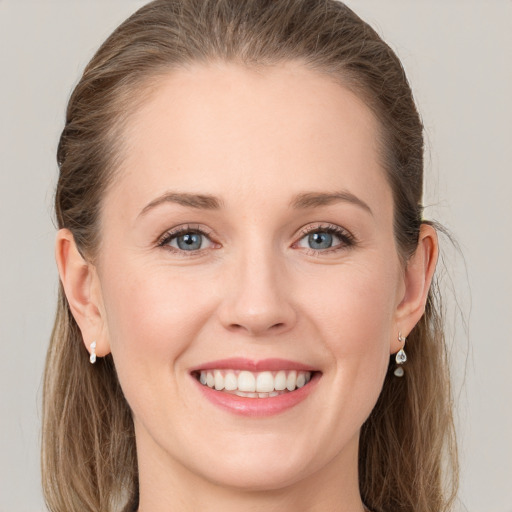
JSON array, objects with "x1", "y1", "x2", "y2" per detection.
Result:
[{"x1": 56, "y1": 61, "x2": 438, "y2": 512}]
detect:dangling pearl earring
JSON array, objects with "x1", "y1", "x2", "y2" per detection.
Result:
[
  {"x1": 394, "y1": 332, "x2": 407, "y2": 377},
  {"x1": 89, "y1": 341, "x2": 97, "y2": 364}
]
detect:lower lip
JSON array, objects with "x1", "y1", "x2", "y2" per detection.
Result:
[{"x1": 193, "y1": 372, "x2": 321, "y2": 417}]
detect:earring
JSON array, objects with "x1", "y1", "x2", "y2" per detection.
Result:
[
  {"x1": 394, "y1": 332, "x2": 407, "y2": 377},
  {"x1": 89, "y1": 341, "x2": 97, "y2": 364}
]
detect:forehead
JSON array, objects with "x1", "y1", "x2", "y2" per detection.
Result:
[{"x1": 112, "y1": 61, "x2": 391, "y2": 217}]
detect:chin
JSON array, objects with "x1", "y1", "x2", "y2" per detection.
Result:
[
  {"x1": 198, "y1": 456, "x2": 313, "y2": 493},
  {"x1": 178, "y1": 428, "x2": 339, "y2": 494}
]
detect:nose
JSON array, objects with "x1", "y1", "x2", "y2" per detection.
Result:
[{"x1": 217, "y1": 248, "x2": 297, "y2": 337}]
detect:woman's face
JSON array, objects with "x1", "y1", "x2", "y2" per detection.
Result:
[{"x1": 94, "y1": 62, "x2": 407, "y2": 491}]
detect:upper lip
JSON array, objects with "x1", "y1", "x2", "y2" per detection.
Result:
[{"x1": 189, "y1": 358, "x2": 318, "y2": 373}]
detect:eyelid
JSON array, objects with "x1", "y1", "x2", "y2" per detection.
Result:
[
  {"x1": 156, "y1": 224, "x2": 219, "y2": 254},
  {"x1": 293, "y1": 222, "x2": 356, "y2": 252},
  {"x1": 155, "y1": 222, "x2": 356, "y2": 256}
]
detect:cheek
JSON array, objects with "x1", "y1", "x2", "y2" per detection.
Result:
[
  {"x1": 302, "y1": 256, "x2": 400, "y2": 378},
  {"x1": 103, "y1": 256, "x2": 202, "y2": 332},
  {"x1": 99, "y1": 258, "x2": 216, "y2": 395}
]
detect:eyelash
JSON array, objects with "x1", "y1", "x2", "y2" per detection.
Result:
[
  {"x1": 294, "y1": 223, "x2": 356, "y2": 255},
  {"x1": 156, "y1": 223, "x2": 356, "y2": 256},
  {"x1": 156, "y1": 225, "x2": 217, "y2": 255}
]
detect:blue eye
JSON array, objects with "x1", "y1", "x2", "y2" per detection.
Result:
[
  {"x1": 173, "y1": 232, "x2": 204, "y2": 251},
  {"x1": 296, "y1": 225, "x2": 353, "y2": 252},
  {"x1": 307, "y1": 232, "x2": 334, "y2": 250},
  {"x1": 159, "y1": 228, "x2": 214, "y2": 252}
]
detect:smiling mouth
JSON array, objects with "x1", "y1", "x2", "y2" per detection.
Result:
[{"x1": 193, "y1": 369, "x2": 315, "y2": 398}]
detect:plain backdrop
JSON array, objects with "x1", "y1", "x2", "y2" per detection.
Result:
[{"x1": 0, "y1": 1, "x2": 511, "y2": 511}]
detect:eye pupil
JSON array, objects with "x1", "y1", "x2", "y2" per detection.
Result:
[
  {"x1": 308, "y1": 232, "x2": 333, "y2": 249},
  {"x1": 177, "y1": 233, "x2": 202, "y2": 250}
]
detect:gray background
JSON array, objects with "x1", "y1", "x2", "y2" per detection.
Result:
[{"x1": 1, "y1": 1, "x2": 511, "y2": 510}]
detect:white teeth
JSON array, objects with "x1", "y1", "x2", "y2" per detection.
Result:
[
  {"x1": 235, "y1": 391, "x2": 258, "y2": 398},
  {"x1": 274, "y1": 370, "x2": 287, "y2": 391},
  {"x1": 238, "y1": 371, "x2": 256, "y2": 392},
  {"x1": 256, "y1": 371, "x2": 274, "y2": 393},
  {"x1": 224, "y1": 372, "x2": 237, "y2": 391},
  {"x1": 214, "y1": 370, "x2": 224, "y2": 391},
  {"x1": 286, "y1": 370, "x2": 297, "y2": 391},
  {"x1": 296, "y1": 373, "x2": 306, "y2": 388},
  {"x1": 198, "y1": 369, "x2": 313, "y2": 395}
]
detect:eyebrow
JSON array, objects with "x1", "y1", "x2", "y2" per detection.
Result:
[
  {"x1": 139, "y1": 191, "x2": 223, "y2": 217},
  {"x1": 138, "y1": 189, "x2": 372, "y2": 217},
  {"x1": 290, "y1": 191, "x2": 373, "y2": 215}
]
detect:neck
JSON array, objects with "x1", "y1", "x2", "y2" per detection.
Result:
[{"x1": 135, "y1": 428, "x2": 367, "y2": 512}]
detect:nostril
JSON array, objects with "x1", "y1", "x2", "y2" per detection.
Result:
[{"x1": 227, "y1": 322, "x2": 285, "y2": 334}]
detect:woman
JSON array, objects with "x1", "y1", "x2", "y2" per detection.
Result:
[{"x1": 42, "y1": 1, "x2": 458, "y2": 511}]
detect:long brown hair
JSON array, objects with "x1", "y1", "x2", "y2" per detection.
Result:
[{"x1": 42, "y1": 1, "x2": 458, "y2": 510}]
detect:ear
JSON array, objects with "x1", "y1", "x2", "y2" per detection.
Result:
[
  {"x1": 55, "y1": 229, "x2": 111, "y2": 359},
  {"x1": 392, "y1": 223, "x2": 438, "y2": 353}
]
